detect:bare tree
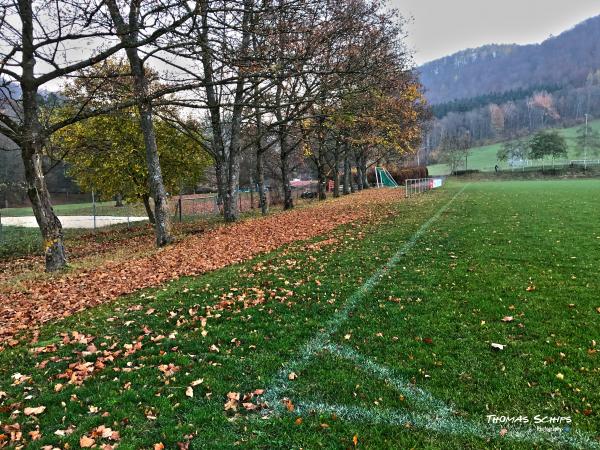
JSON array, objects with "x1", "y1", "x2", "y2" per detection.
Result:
[{"x1": 0, "y1": 0, "x2": 195, "y2": 270}]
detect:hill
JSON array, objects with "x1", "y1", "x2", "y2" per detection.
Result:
[
  {"x1": 428, "y1": 119, "x2": 600, "y2": 175},
  {"x1": 419, "y1": 15, "x2": 600, "y2": 105}
]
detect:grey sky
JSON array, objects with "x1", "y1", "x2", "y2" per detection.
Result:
[{"x1": 391, "y1": 0, "x2": 600, "y2": 65}]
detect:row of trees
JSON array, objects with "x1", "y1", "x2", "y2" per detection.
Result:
[
  {"x1": 497, "y1": 126, "x2": 600, "y2": 168},
  {"x1": 423, "y1": 75, "x2": 600, "y2": 165},
  {"x1": 0, "y1": 0, "x2": 427, "y2": 271}
]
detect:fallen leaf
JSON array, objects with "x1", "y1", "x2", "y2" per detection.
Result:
[
  {"x1": 154, "y1": 443, "x2": 165, "y2": 450},
  {"x1": 224, "y1": 392, "x2": 240, "y2": 411},
  {"x1": 24, "y1": 406, "x2": 46, "y2": 416},
  {"x1": 353, "y1": 434, "x2": 358, "y2": 446},
  {"x1": 556, "y1": 373, "x2": 565, "y2": 381},
  {"x1": 28, "y1": 430, "x2": 41, "y2": 441},
  {"x1": 80, "y1": 435, "x2": 95, "y2": 448},
  {"x1": 491, "y1": 343, "x2": 505, "y2": 351},
  {"x1": 288, "y1": 372, "x2": 297, "y2": 381},
  {"x1": 283, "y1": 398, "x2": 294, "y2": 412},
  {"x1": 185, "y1": 386, "x2": 194, "y2": 398},
  {"x1": 501, "y1": 316, "x2": 514, "y2": 323}
]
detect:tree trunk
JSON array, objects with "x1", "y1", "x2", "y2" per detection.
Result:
[
  {"x1": 106, "y1": 1, "x2": 172, "y2": 246},
  {"x1": 20, "y1": 0, "x2": 67, "y2": 272},
  {"x1": 360, "y1": 154, "x2": 369, "y2": 189},
  {"x1": 332, "y1": 144, "x2": 340, "y2": 198},
  {"x1": 317, "y1": 154, "x2": 327, "y2": 201},
  {"x1": 214, "y1": 158, "x2": 226, "y2": 211},
  {"x1": 223, "y1": 152, "x2": 240, "y2": 222},
  {"x1": 137, "y1": 98, "x2": 172, "y2": 246},
  {"x1": 343, "y1": 152, "x2": 351, "y2": 195},
  {"x1": 142, "y1": 193, "x2": 155, "y2": 224},
  {"x1": 280, "y1": 154, "x2": 294, "y2": 210},
  {"x1": 22, "y1": 150, "x2": 68, "y2": 271},
  {"x1": 256, "y1": 149, "x2": 268, "y2": 215},
  {"x1": 355, "y1": 155, "x2": 363, "y2": 191}
]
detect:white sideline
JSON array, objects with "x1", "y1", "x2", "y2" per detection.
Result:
[
  {"x1": 261, "y1": 184, "x2": 600, "y2": 449},
  {"x1": 262, "y1": 185, "x2": 468, "y2": 410}
]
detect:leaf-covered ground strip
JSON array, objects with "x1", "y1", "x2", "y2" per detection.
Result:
[
  {"x1": 0, "y1": 189, "x2": 397, "y2": 342},
  {"x1": 0, "y1": 180, "x2": 599, "y2": 449}
]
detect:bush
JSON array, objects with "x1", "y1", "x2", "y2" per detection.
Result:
[{"x1": 452, "y1": 169, "x2": 480, "y2": 176}]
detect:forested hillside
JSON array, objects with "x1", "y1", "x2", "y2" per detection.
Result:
[
  {"x1": 420, "y1": 15, "x2": 600, "y2": 166},
  {"x1": 420, "y1": 15, "x2": 600, "y2": 105}
]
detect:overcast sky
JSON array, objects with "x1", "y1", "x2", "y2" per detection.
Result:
[{"x1": 391, "y1": 0, "x2": 600, "y2": 65}]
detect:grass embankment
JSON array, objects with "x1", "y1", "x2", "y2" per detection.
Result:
[
  {"x1": 428, "y1": 119, "x2": 600, "y2": 175},
  {"x1": 0, "y1": 180, "x2": 599, "y2": 449}
]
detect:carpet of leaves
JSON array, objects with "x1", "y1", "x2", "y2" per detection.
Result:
[{"x1": 0, "y1": 189, "x2": 403, "y2": 345}]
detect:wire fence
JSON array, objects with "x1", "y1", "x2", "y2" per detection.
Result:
[{"x1": 0, "y1": 184, "x2": 323, "y2": 242}]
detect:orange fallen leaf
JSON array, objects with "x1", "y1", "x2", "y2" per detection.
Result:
[
  {"x1": 283, "y1": 398, "x2": 294, "y2": 412},
  {"x1": 24, "y1": 406, "x2": 46, "y2": 416},
  {"x1": 80, "y1": 435, "x2": 95, "y2": 448}
]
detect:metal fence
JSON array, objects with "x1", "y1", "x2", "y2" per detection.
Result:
[
  {"x1": 0, "y1": 192, "x2": 148, "y2": 232},
  {"x1": 0, "y1": 185, "x2": 324, "y2": 247},
  {"x1": 404, "y1": 178, "x2": 435, "y2": 198},
  {"x1": 173, "y1": 191, "x2": 264, "y2": 222}
]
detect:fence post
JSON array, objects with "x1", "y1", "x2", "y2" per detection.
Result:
[
  {"x1": 250, "y1": 187, "x2": 254, "y2": 209},
  {"x1": 178, "y1": 197, "x2": 183, "y2": 223},
  {"x1": 0, "y1": 210, "x2": 3, "y2": 243}
]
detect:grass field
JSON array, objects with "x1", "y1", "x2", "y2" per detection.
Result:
[
  {"x1": 1, "y1": 180, "x2": 599, "y2": 449},
  {"x1": 428, "y1": 119, "x2": 600, "y2": 175}
]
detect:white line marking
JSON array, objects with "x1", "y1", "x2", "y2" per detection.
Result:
[
  {"x1": 260, "y1": 184, "x2": 600, "y2": 449},
  {"x1": 293, "y1": 401, "x2": 599, "y2": 449},
  {"x1": 263, "y1": 186, "x2": 467, "y2": 408},
  {"x1": 323, "y1": 343, "x2": 452, "y2": 416}
]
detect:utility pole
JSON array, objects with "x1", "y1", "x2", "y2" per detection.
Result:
[{"x1": 584, "y1": 113, "x2": 589, "y2": 170}]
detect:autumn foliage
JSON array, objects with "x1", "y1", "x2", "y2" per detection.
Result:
[{"x1": 0, "y1": 189, "x2": 404, "y2": 344}]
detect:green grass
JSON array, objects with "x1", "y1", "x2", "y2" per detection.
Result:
[
  {"x1": 1, "y1": 180, "x2": 599, "y2": 449},
  {"x1": 1, "y1": 201, "x2": 147, "y2": 218},
  {"x1": 428, "y1": 120, "x2": 600, "y2": 175},
  {"x1": 0, "y1": 226, "x2": 42, "y2": 259}
]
